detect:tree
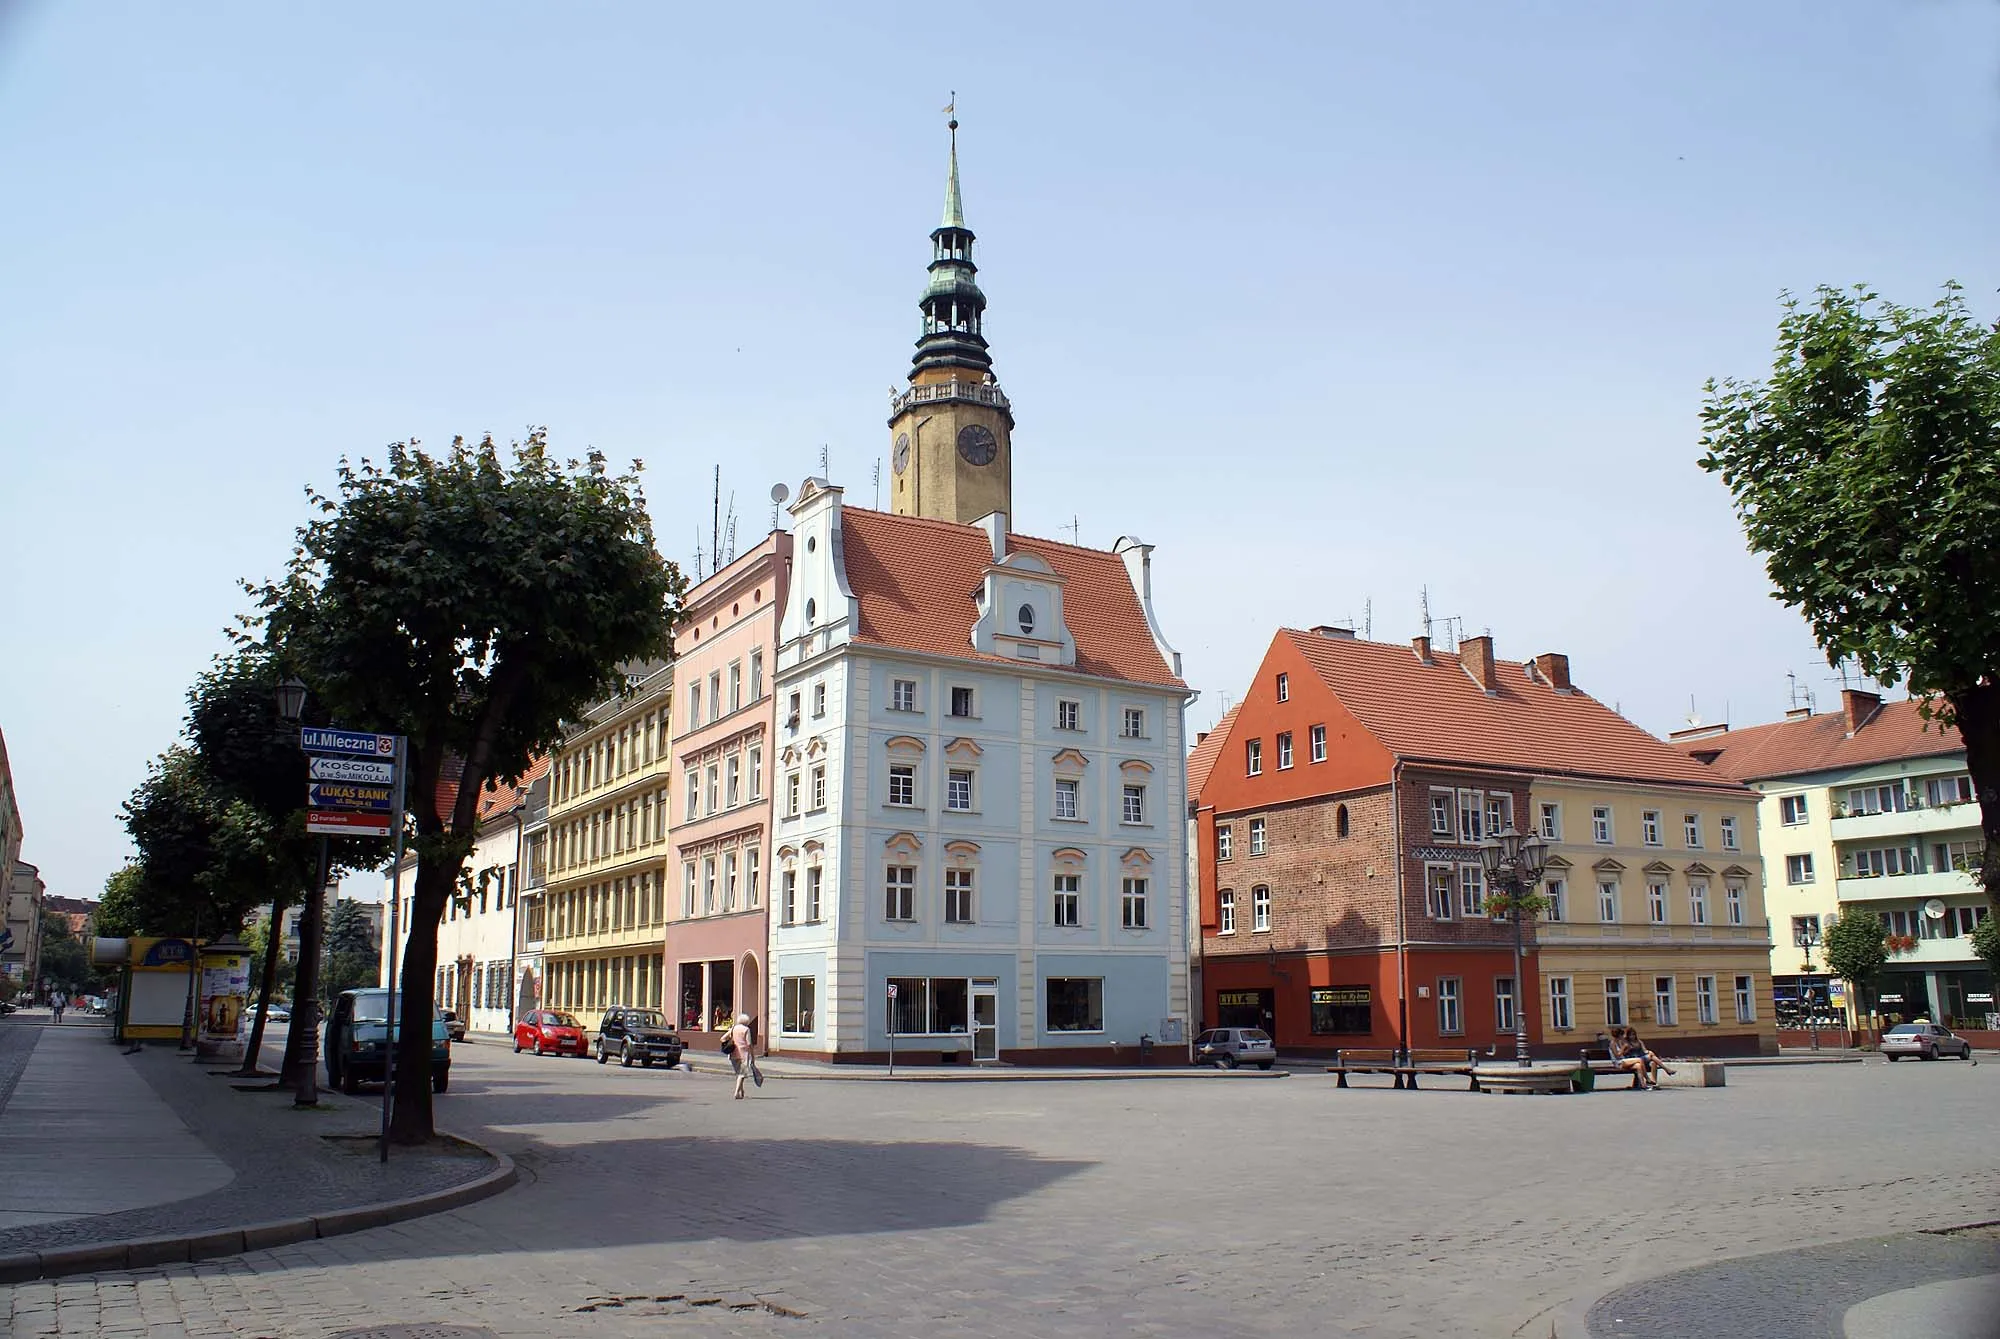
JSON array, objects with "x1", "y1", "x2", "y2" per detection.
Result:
[
  {"x1": 119, "y1": 748, "x2": 268, "y2": 937},
  {"x1": 251, "y1": 432, "x2": 682, "y2": 1142},
  {"x1": 1822, "y1": 906, "x2": 1891, "y2": 1030},
  {"x1": 38, "y1": 910, "x2": 100, "y2": 999},
  {"x1": 1972, "y1": 915, "x2": 2000, "y2": 980},
  {"x1": 1701, "y1": 284, "x2": 2000, "y2": 908},
  {"x1": 94, "y1": 864, "x2": 145, "y2": 939},
  {"x1": 321, "y1": 899, "x2": 380, "y2": 1000}
]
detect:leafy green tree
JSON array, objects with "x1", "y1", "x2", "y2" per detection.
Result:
[
  {"x1": 1701, "y1": 284, "x2": 2000, "y2": 907},
  {"x1": 94, "y1": 864, "x2": 145, "y2": 939},
  {"x1": 119, "y1": 748, "x2": 267, "y2": 936},
  {"x1": 250, "y1": 432, "x2": 681, "y2": 1142},
  {"x1": 38, "y1": 910, "x2": 101, "y2": 998},
  {"x1": 1972, "y1": 915, "x2": 2000, "y2": 979},
  {"x1": 321, "y1": 899, "x2": 380, "y2": 1000},
  {"x1": 1823, "y1": 906, "x2": 1891, "y2": 1028}
]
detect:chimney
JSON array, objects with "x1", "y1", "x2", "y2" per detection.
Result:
[
  {"x1": 1313, "y1": 624, "x2": 1356, "y2": 639},
  {"x1": 1532, "y1": 652, "x2": 1572, "y2": 693},
  {"x1": 977, "y1": 511, "x2": 1009, "y2": 563},
  {"x1": 1460, "y1": 635, "x2": 1498, "y2": 695},
  {"x1": 1195, "y1": 731, "x2": 1209, "y2": 746},
  {"x1": 1784, "y1": 706, "x2": 1813, "y2": 722},
  {"x1": 1412, "y1": 635, "x2": 1434, "y2": 665},
  {"x1": 1841, "y1": 687, "x2": 1882, "y2": 737}
]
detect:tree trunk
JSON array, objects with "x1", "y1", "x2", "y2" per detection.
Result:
[
  {"x1": 236, "y1": 893, "x2": 289, "y2": 1077},
  {"x1": 387, "y1": 853, "x2": 452, "y2": 1144},
  {"x1": 289, "y1": 842, "x2": 331, "y2": 1105},
  {"x1": 1948, "y1": 682, "x2": 2000, "y2": 913}
]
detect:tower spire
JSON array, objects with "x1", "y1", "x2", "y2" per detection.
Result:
[
  {"x1": 943, "y1": 94, "x2": 964, "y2": 228},
  {"x1": 909, "y1": 101, "x2": 993, "y2": 380}
]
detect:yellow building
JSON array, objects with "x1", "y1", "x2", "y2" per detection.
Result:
[
  {"x1": 1532, "y1": 777, "x2": 1778, "y2": 1056},
  {"x1": 541, "y1": 662, "x2": 675, "y2": 1030}
]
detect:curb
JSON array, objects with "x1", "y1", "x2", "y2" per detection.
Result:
[
  {"x1": 679, "y1": 1057, "x2": 1289, "y2": 1082},
  {"x1": 0, "y1": 1131, "x2": 516, "y2": 1284}
]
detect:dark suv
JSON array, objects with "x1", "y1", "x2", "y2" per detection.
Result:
[{"x1": 595, "y1": 1007, "x2": 685, "y2": 1069}]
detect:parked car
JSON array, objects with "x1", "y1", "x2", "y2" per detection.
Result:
[
  {"x1": 595, "y1": 1007, "x2": 686, "y2": 1069},
  {"x1": 514, "y1": 1010, "x2": 589, "y2": 1057},
  {"x1": 440, "y1": 1009, "x2": 468, "y2": 1042},
  {"x1": 1192, "y1": 1027, "x2": 1277, "y2": 1070},
  {"x1": 323, "y1": 988, "x2": 452, "y2": 1094},
  {"x1": 1881, "y1": 1022, "x2": 1974, "y2": 1061}
]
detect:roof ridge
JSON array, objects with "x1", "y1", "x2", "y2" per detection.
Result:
[{"x1": 842, "y1": 505, "x2": 1126, "y2": 560}]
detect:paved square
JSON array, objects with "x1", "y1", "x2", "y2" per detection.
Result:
[{"x1": 7, "y1": 1045, "x2": 1996, "y2": 1338}]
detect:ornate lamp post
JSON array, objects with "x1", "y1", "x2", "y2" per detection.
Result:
[
  {"x1": 1795, "y1": 919, "x2": 1825, "y2": 1054},
  {"x1": 1479, "y1": 825, "x2": 1552, "y2": 1068}
]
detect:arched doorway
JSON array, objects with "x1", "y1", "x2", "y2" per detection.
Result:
[{"x1": 739, "y1": 951, "x2": 762, "y2": 1052}]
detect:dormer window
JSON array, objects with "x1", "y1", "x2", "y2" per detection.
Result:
[{"x1": 1018, "y1": 603, "x2": 1035, "y2": 635}]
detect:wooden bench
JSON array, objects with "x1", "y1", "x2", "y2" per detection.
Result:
[
  {"x1": 1327, "y1": 1047, "x2": 1479, "y2": 1090},
  {"x1": 1578, "y1": 1043, "x2": 1647, "y2": 1091}
]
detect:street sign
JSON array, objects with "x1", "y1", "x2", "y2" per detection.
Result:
[
  {"x1": 307, "y1": 781, "x2": 393, "y2": 812},
  {"x1": 306, "y1": 809, "x2": 394, "y2": 836},
  {"x1": 308, "y1": 756, "x2": 395, "y2": 785},
  {"x1": 300, "y1": 727, "x2": 397, "y2": 758},
  {"x1": 887, "y1": 983, "x2": 897, "y2": 998}
]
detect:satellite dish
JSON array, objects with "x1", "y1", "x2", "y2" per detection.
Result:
[
  {"x1": 1923, "y1": 897, "x2": 1948, "y2": 920},
  {"x1": 770, "y1": 482, "x2": 790, "y2": 505}
]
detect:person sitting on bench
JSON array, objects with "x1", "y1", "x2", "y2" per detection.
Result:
[{"x1": 1609, "y1": 1028, "x2": 1658, "y2": 1089}]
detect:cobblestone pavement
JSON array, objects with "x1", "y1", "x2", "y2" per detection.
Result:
[{"x1": 6, "y1": 1041, "x2": 1996, "y2": 1338}]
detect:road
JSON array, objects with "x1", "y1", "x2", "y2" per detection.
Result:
[{"x1": 6, "y1": 1039, "x2": 1997, "y2": 1338}]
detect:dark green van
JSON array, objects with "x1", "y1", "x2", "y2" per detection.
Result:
[{"x1": 324, "y1": 988, "x2": 452, "y2": 1094}]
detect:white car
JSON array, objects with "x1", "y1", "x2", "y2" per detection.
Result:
[{"x1": 1880, "y1": 1022, "x2": 1973, "y2": 1061}]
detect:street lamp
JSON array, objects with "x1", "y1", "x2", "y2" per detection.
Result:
[
  {"x1": 1795, "y1": 919, "x2": 1825, "y2": 1053},
  {"x1": 276, "y1": 676, "x2": 308, "y2": 725},
  {"x1": 1479, "y1": 825, "x2": 1551, "y2": 1068}
]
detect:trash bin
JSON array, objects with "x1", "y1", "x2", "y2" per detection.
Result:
[{"x1": 1139, "y1": 1034, "x2": 1153, "y2": 1065}]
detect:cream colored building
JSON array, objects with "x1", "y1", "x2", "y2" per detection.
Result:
[
  {"x1": 541, "y1": 663, "x2": 675, "y2": 1031},
  {"x1": 1531, "y1": 776, "x2": 1777, "y2": 1055}
]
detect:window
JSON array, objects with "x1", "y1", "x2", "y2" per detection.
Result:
[
  {"x1": 1598, "y1": 880, "x2": 1619, "y2": 923},
  {"x1": 1217, "y1": 825, "x2": 1233, "y2": 861},
  {"x1": 1054, "y1": 778, "x2": 1079, "y2": 820},
  {"x1": 750, "y1": 649, "x2": 764, "y2": 701},
  {"x1": 1592, "y1": 806, "x2": 1613, "y2": 844},
  {"x1": 811, "y1": 765, "x2": 827, "y2": 810},
  {"x1": 1122, "y1": 707, "x2": 1145, "y2": 738},
  {"x1": 1426, "y1": 865, "x2": 1456, "y2": 920},
  {"x1": 748, "y1": 748, "x2": 763, "y2": 799},
  {"x1": 1277, "y1": 732, "x2": 1293, "y2": 769},
  {"x1": 1310, "y1": 724, "x2": 1327, "y2": 763},
  {"x1": 1683, "y1": 814, "x2": 1703, "y2": 848},
  {"x1": 1017, "y1": 602, "x2": 1035, "y2": 634},
  {"x1": 1437, "y1": 978, "x2": 1463, "y2": 1035},
  {"x1": 688, "y1": 684, "x2": 702, "y2": 728},
  {"x1": 726, "y1": 756, "x2": 741, "y2": 808},
  {"x1": 1056, "y1": 699, "x2": 1080, "y2": 731},
  {"x1": 1790, "y1": 914, "x2": 1820, "y2": 946},
  {"x1": 1948, "y1": 905, "x2": 1990, "y2": 938},
  {"x1": 950, "y1": 685, "x2": 975, "y2": 718},
  {"x1": 1934, "y1": 839, "x2": 1982, "y2": 874},
  {"x1": 1485, "y1": 794, "x2": 1513, "y2": 838},
  {"x1": 1845, "y1": 783, "x2": 1909, "y2": 817},
  {"x1": 1647, "y1": 881, "x2": 1668, "y2": 924},
  {"x1": 685, "y1": 769, "x2": 700, "y2": 820},
  {"x1": 1218, "y1": 889, "x2": 1235, "y2": 933},
  {"x1": 1926, "y1": 774, "x2": 1974, "y2": 807},
  {"x1": 945, "y1": 869, "x2": 974, "y2": 923},
  {"x1": 745, "y1": 847, "x2": 760, "y2": 908},
  {"x1": 781, "y1": 976, "x2": 816, "y2": 1034},
  {"x1": 1696, "y1": 976, "x2": 1717, "y2": 1025},
  {"x1": 1495, "y1": 977, "x2": 1517, "y2": 1033},
  {"x1": 1654, "y1": 976, "x2": 1677, "y2": 1027},
  {"x1": 786, "y1": 690, "x2": 801, "y2": 727},
  {"x1": 1275, "y1": 672, "x2": 1289, "y2": 702},
  {"x1": 1779, "y1": 794, "x2": 1809, "y2": 825},
  {"x1": 706, "y1": 765, "x2": 719, "y2": 813},
  {"x1": 1046, "y1": 978, "x2": 1103, "y2": 1032},
  {"x1": 1689, "y1": 881, "x2": 1709, "y2": 925},
  {"x1": 1122, "y1": 784, "x2": 1146, "y2": 824},
  {"x1": 702, "y1": 857, "x2": 716, "y2": 915},
  {"x1": 1604, "y1": 977, "x2": 1627, "y2": 1027},
  {"x1": 722, "y1": 852, "x2": 738, "y2": 911},
  {"x1": 1734, "y1": 975, "x2": 1755, "y2": 1023},
  {"x1": 1430, "y1": 791, "x2": 1453, "y2": 837},
  {"x1": 1052, "y1": 875, "x2": 1081, "y2": 927},
  {"x1": 1249, "y1": 817, "x2": 1267, "y2": 856},
  {"x1": 728, "y1": 662, "x2": 742, "y2": 713},
  {"x1": 1121, "y1": 877, "x2": 1149, "y2": 929},
  {"x1": 1246, "y1": 739, "x2": 1263, "y2": 776},
  {"x1": 1544, "y1": 877, "x2": 1566, "y2": 922},
  {"x1": 780, "y1": 870, "x2": 796, "y2": 926},
  {"x1": 947, "y1": 768, "x2": 973, "y2": 811},
  {"x1": 1252, "y1": 885, "x2": 1271, "y2": 932},
  {"x1": 786, "y1": 772, "x2": 801, "y2": 817},
  {"x1": 1310, "y1": 987, "x2": 1372, "y2": 1034},
  {"x1": 1641, "y1": 810, "x2": 1663, "y2": 846},
  {"x1": 1457, "y1": 790, "x2": 1484, "y2": 843},
  {"x1": 1549, "y1": 977, "x2": 1574, "y2": 1031},
  {"x1": 1335, "y1": 805, "x2": 1350, "y2": 838},
  {"x1": 892, "y1": 678, "x2": 917, "y2": 712},
  {"x1": 1459, "y1": 865, "x2": 1485, "y2": 917},
  {"x1": 811, "y1": 682, "x2": 826, "y2": 717},
  {"x1": 1785, "y1": 853, "x2": 1815, "y2": 884},
  {"x1": 1847, "y1": 845, "x2": 1919, "y2": 878},
  {"x1": 1725, "y1": 883, "x2": 1745, "y2": 925},
  {"x1": 805, "y1": 866, "x2": 823, "y2": 921},
  {"x1": 885, "y1": 865, "x2": 915, "y2": 921},
  {"x1": 1720, "y1": 816, "x2": 1739, "y2": 850},
  {"x1": 1539, "y1": 803, "x2": 1562, "y2": 840}
]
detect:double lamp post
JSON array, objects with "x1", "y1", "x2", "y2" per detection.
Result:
[{"x1": 1478, "y1": 824, "x2": 1552, "y2": 1068}]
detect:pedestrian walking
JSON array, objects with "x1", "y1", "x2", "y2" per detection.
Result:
[
  {"x1": 727, "y1": 1013, "x2": 762, "y2": 1099},
  {"x1": 49, "y1": 996, "x2": 64, "y2": 1024}
]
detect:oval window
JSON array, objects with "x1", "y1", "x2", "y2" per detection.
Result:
[
  {"x1": 804, "y1": 598, "x2": 817, "y2": 625},
  {"x1": 1018, "y1": 603, "x2": 1036, "y2": 635}
]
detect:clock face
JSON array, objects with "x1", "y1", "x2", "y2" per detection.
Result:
[
  {"x1": 956, "y1": 423, "x2": 998, "y2": 466},
  {"x1": 893, "y1": 432, "x2": 910, "y2": 474}
]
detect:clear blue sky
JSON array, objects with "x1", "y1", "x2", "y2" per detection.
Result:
[{"x1": 3, "y1": 2, "x2": 1996, "y2": 902}]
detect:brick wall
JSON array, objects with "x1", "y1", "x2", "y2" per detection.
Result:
[
  {"x1": 1206, "y1": 785, "x2": 1397, "y2": 956},
  {"x1": 1395, "y1": 766, "x2": 1532, "y2": 949}
]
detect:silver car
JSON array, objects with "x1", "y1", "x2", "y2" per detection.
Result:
[
  {"x1": 1881, "y1": 1022, "x2": 1974, "y2": 1061},
  {"x1": 1193, "y1": 1027, "x2": 1277, "y2": 1070}
]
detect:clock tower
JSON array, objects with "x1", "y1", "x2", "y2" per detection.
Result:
[{"x1": 887, "y1": 114, "x2": 1015, "y2": 526}]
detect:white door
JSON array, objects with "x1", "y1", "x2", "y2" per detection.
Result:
[{"x1": 971, "y1": 982, "x2": 999, "y2": 1062}]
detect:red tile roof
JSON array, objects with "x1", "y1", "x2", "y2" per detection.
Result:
[
  {"x1": 476, "y1": 754, "x2": 550, "y2": 822},
  {"x1": 838, "y1": 508, "x2": 1184, "y2": 688},
  {"x1": 1673, "y1": 698, "x2": 1960, "y2": 782},
  {"x1": 1186, "y1": 706, "x2": 1240, "y2": 799},
  {"x1": 1285, "y1": 630, "x2": 1746, "y2": 791}
]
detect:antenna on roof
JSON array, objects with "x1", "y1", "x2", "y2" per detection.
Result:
[
  {"x1": 1062, "y1": 515, "x2": 1081, "y2": 545},
  {"x1": 1686, "y1": 695, "x2": 1701, "y2": 728},
  {"x1": 710, "y1": 465, "x2": 722, "y2": 578},
  {"x1": 769, "y1": 481, "x2": 790, "y2": 531},
  {"x1": 724, "y1": 493, "x2": 738, "y2": 565},
  {"x1": 1363, "y1": 597, "x2": 1372, "y2": 640},
  {"x1": 693, "y1": 529, "x2": 704, "y2": 582},
  {"x1": 818, "y1": 444, "x2": 830, "y2": 477},
  {"x1": 1420, "y1": 586, "x2": 1432, "y2": 641},
  {"x1": 872, "y1": 459, "x2": 881, "y2": 510}
]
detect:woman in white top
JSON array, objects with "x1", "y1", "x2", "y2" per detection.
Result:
[{"x1": 728, "y1": 1013, "x2": 762, "y2": 1099}]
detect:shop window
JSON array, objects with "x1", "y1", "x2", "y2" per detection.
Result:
[
  {"x1": 1310, "y1": 986, "x2": 1371, "y2": 1034},
  {"x1": 1045, "y1": 978, "x2": 1104, "y2": 1032}
]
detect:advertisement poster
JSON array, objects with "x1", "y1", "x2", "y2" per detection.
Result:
[{"x1": 199, "y1": 953, "x2": 250, "y2": 1040}]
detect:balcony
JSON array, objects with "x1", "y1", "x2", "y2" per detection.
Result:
[
  {"x1": 889, "y1": 379, "x2": 1011, "y2": 418},
  {"x1": 1835, "y1": 868, "x2": 1980, "y2": 903},
  {"x1": 1830, "y1": 802, "x2": 1981, "y2": 841},
  {"x1": 1881, "y1": 933, "x2": 1984, "y2": 966}
]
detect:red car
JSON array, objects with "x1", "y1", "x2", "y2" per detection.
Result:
[{"x1": 514, "y1": 1010, "x2": 590, "y2": 1057}]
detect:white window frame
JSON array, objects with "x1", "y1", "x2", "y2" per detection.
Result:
[
  {"x1": 885, "y1": 865, "x2": 916, "y2": 921},
  {"x1": 1251, "y1": 885, "x2": 1271, "y2": 933},
  {"x1": 1246, "y1": 739, "x2": 1263, "y2": 776},
  {"x1": 950, "y1": 685, "x2": 975, "y2": 719},
  {"x1": 805, "y1": 866, "x2": 823, "y2": 921},
  {"x1": 1054, "y1": 778, "x2": 1079, "y2": 821},
  {"x1": 1785, "y1": 853, "x2": 1814, "y2": 885},
  {"x1": 1458, "y1": 864, "x2": 1485, "y2": 917},
  {"x1": 1425, "y1": 864, "x2": 1455, "y2": 920},
  {"x1": 1122, "y1": 784, "x2": 1147, "y2": 825},
  {"x1": 1249, "y1": 817, "x2": 1267, "y2": 856},
  {"x1": 1688, "y1": 880, "x2": 1709, "y2": 926},
  {"x1": 1592, "y1": 806, "x2": 1613, "y2": 844},
  {"x1": 781, "y1": 975, "x2": 816, "y2": 1034},
  {"x1": 1276, "y1": 732, "x2": 1293, "y2": 770},
  {"x1": 1122, "y1": 706, "x2": 1145, "y2": 739},
  {"x1": 1544, "y1": 877, "x2": 1566, "y2": 922},
  {"x1": 1548, "y1": 976, "x2": 1574, "y2": 1031},
  {"x1": 1696, "y1": 975, "x2": 1717, "y2": 1025},
  {"x1": 1495, "y1": 976, "x2": 1517, "y2": 1033},
  {"x1": 1275, "y1": 672, "x2": 1289, "y2": 702},
  {"x1": 1734, "y1": 974, "x2": 1755, "y2": 1023},
  {"x1": 812, "y1": 681, "x2": 827, "y2": 718},
  {"x1": 1604, "y1": 976, "x2": 1627, "y2": 1028},
  {"x1": 1120, "y1": 877, "x2": 1149, "y2": 930},
  {"x1": 1779, "y1": 793, "x2": 1809, "y2": 826},
  {"x1": 888, "y1": 764, "x2": 917, "y2": 808},
  {"x1": 1437, "y1": 977, "x2": 1463, "y2": 1036},
  {"x1": 1641, "y1": 810, "x2": 1663, "y2": 847},
  {"x1": 1218, "y1": 889, "x2": 1235, "y2": 934},
  {"x1": 1310, "y1": 724, "x2": 1326, "y2": 763},
  {"x1": 1725, "y1": 882, "x2": 1745, "y2": 925},
  {"x1": 1683, "y1": 813, "x2": 1703, "y2": 849},
  {"x1": 1052, "y1": 874, "x2": 1081, "y2": 927},
  {"x1": 1720, "y1": 815, "x2": 1739, "y2": 851},
  {"x1": 1654, "y1": 976, "x2": 1677, "y2": 1027},
  {"x1": 1429, "y1": 790, "x2": 1453, "y2": 837},
  {"x1": 810, "y1": 764, "x2": 826, "y2": 811},
  {"x1": 779, "y1": 869, "x2": 796, "y2": 926},
  {"x1": 1457, "y1": 789, "x2": 1484, "y2": 844},
  {"x1": 944, "y1": 868, "x2": 974, "y2": 924},
  {"x1": 1056, "y1": 699, "x2": 1080, "y2": 731},
  {"x1": 891, "y1": 678, "x2": 918, "y2": 712},
  {"x1": 946, "y1": 768, "x2": 974, "y2": 812},
  {"x1": 1647, "y1": 881, "x2": 1668, "y2": 925},
  {"x1": 1539, "y1": 803, "x2": 1562, "y2": 840},
  {"x1": 1216, "y1": 825, "x2": 1233, "y2": 861}
]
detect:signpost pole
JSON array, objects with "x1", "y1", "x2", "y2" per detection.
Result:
[
  {"x1": 380, "y1": 736, "x2": 407, "y2": 1163},
  {"x1": 886, "y1": 982, "x2": 897, "y2": 1077}
]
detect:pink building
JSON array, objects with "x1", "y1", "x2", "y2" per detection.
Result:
[{"x1": 665, "y1": 532, "x2": 791, "y2": 1052}]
